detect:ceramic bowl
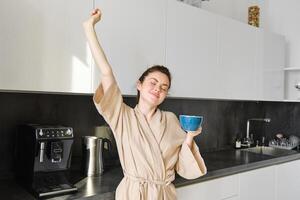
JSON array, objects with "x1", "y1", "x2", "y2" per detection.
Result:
[{"x1": 179, "y1": 115, "x2": 203, "y2": 131}]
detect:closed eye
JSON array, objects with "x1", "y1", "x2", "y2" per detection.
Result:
[
  {"x1": 150, "y1": 81, "x2": 157, "y2": 86},
  {"x1": 160, "y1": 86, "x2": 168, "y2": 92}
]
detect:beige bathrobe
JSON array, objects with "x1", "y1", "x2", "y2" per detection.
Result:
[{"x1": 93, "y1": 81, "x2": 207, "y2": 200}]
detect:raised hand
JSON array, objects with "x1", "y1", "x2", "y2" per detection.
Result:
[
  {"x1": 84, "y1": 8, "x2": 102, "y2": 27},
  {"x1": 187, "y1": 126, "x2": 202, "y2": 138}
]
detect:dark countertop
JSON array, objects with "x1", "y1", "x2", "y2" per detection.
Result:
[
  {"x1": 2, "y1": 148, "x2": 300, "y2": 200},
  {"x1": 175, "y1": 148, "x2": 300, "y2": 187}
]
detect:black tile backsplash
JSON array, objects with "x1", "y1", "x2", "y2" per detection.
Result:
[
  {"x1": 264, "y1": 102, "x2": 300, "y2": 138},
  {"x1": 159, "y1": 99, "x2": 265, "y2": 151},
  {"x1": 1, "y1": 91, "x2": 300, "y2": 179}
]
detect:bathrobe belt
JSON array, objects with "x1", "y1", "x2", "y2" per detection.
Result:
[{"x1": 123, "y1": 171, "x2": 175, "y2": 186}]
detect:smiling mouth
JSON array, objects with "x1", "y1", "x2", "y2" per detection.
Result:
[{"x1": 150, "y1": 93, "x2": 159, "y2": 99}]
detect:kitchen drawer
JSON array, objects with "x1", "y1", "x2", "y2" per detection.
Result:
[{"x1": 176, "y1": 174, "x2": 239, "y2": 200}]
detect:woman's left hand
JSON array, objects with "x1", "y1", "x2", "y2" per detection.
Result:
[
  {"x1": 185, "y1": 127, "x2": 202, "y2": 149},
  {"x1": 186, "y1": 126, "x2": 202, "y2": 138}
]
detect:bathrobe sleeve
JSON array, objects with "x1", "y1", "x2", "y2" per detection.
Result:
[
  {"x1": 93, "y1": 81, "x2": 125, "y2": 135},
  {"x1": 175, "y1": 141, "x2": 207, "y2": 179},
  {"x1": 171, "y1": 113, "x2": 207, "y2": 179}
]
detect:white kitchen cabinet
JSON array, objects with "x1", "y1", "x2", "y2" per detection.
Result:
[
  {"x1": 276, "y1": 159, "x2": 300, "y2": 200},
  {"x1": 257, "y1": 30, "x2": 285, "y2": 100},
  {"x1": 166, "y1": 0, "x2": 285, "y2": 100},
  {"x1": 1, "y1": 0, "x2": 286, "y2": 100},
  {"x1": 217, "y1": 16, "x2": 285, "y2": 101},
  {"x1": 176, "y1": 174, "x2": 239, "y2": 200},
  {"x1": 93, "y1": 0, "x2": 167, "y2": 95},
  {"x1": 284, "y1": 70, "x2": 300, "y2": 100},
  {"x1": 166, "y1": 0, "x2": 219, "y2": 98},
  {"x1": 218, "y1": 16, "x2": 259, "y2": 100},
  {"x1": 239, "y1": 166, "x2": 276, "y2": 200},
  {"x1": 0, "y1": 0, "x2": 93, "y2": 93},
  {"x1": 177, "y1": 160, "x2": 300, "y2": 200}
]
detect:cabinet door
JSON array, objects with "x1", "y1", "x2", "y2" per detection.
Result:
[
  {"x1": 0, "y1": 0, "x2": 93, "y2": 93},
  {"x1": 257, "y1": 30, "x2": 285, "y2": 100},
  {"x1": 276, "y1": 159, "x2": 300, "y2": 200},
  {"x1": 176, "y1": 174, "x2": 239, "y2": 200},
  {"x1": 166, "y1": 0, "x2": 219, "y2": 98},
  {"x1": 218, "y1": 17, "x2": 259, "y2": 100},
  {"x1": 285, "y1": 70, "x2": 300, "y2": 100},
  {"x1": 93, "y1": 0, "x2": 166, "y2": 95},
  {"x1": 239, "y1": 166, "x2": 276, "y2": 200}
]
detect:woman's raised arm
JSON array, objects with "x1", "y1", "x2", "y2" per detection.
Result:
[{"x1": 83, "y1": 8, "x2": 115, "y2": 92}]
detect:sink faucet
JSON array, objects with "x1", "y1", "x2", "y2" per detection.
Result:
[{"x1": 243, "y1": 118, "x2": 271, "y2": 147}]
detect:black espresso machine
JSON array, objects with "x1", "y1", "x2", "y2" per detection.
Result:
[{"x1": 15, "y1": 124, "x2": 77, "y2": 198}]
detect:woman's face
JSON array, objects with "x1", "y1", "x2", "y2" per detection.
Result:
[{"x1": 137, "y1": 71, "x2": 170, "y2": 107}]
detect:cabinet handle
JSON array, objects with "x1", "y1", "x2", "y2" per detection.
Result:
[{"x1": 295, "y1": 82, "x2": 300, "y2": 90}]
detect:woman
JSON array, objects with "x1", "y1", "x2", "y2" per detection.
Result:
[{"x1": 83, "y1": 8, "x2": 207, "y2": 200}]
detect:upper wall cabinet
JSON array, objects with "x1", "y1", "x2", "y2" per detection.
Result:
[
  {"x1": 285, "y1": 70, "x2": 300, "y2": 100},
  {"x1": 258, "y1": 30, "x2": 285, "y2": 100},
  {"x1": 166, "y1": 0, "x2": 285, "y2": 100},
  {"x1": 93, "y1": 0, "x2": 167, "y2": 95},
  {"x1": 166, "y1": 0, "x2": 259, "y2": 99},
  {"x1": 166, "y1": 0, "x2": 219, "y2": 98},
  {"x1": 0, "y1": 0, "x2": 93, "y2": 93},
  {"x1": 1, "y1": 0, "x2": 285, "y2": 100},
  {"x1": 217, "y1": 16, "x2": 259, "y2": 100}
]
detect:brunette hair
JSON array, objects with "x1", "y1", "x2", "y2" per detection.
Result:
[{"x1": 137, "y1": 65, "x2": 172, "y2": 104}]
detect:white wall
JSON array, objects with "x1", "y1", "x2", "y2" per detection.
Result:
[
  {"x1": 201, "y1": 0, "x2": 265, "y2": 26},
  {"x1": 201, "y1": 0, "x2": 235, "y2": 19},
  {"x1": 264, "y1": 0, "x2": 300, "y2": 68}
]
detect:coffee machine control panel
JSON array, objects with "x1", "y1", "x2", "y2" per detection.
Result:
[{"x1": 36, "y1": 128, "x2": 73, "y2": 139}]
